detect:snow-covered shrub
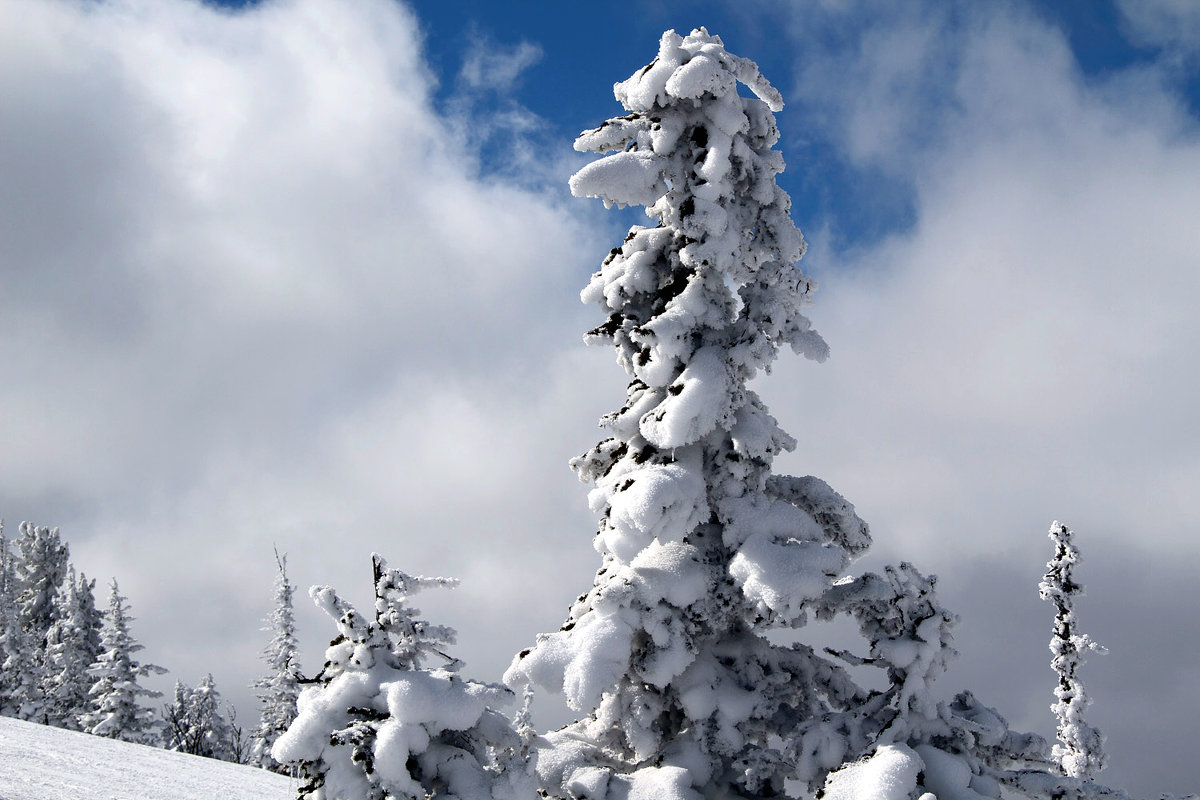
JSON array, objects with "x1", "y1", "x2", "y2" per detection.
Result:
[
  {"x1": 507, "y1": 28, "x2": 1136, "y2": 800},
  {"x1": 274, "y1": 554, "x2": 535, "y2": 800},
  {"x1": 162, "y1": 674, "x2": 239, "y2": 761}
]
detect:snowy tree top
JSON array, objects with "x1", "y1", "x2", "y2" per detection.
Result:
[{"x1": 606, "y1": 28, "x2": 782, "y2": 118}]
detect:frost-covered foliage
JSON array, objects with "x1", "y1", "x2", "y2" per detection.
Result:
[
  {"x1": 0, "y1": 521, "x2": 72, "y2": 722},
  {"x1": 507, "y1": 28, "x2": 1134, "y2": 800},
  {"x1": 80, "y1": 579, "x2": 166, "y2": 744},
  {"x1": 274, "y1": 554, "x2": 536, "y2": 800},
  {"x1": 0, "y1": 522, "x2": 11, "y2": 620},
  {"x1": 252, "y1": 550, "x2": 302, "y2": 773},
  {"x1": 1040, "y1": 521, "x2": 1106, "y2": 780},
  {"x1": 2, "y1": 522, "x2": 72, "y2": 721},
  {"x1": 0, "y1": 522, "x2": 39, "y2": 719},
  {"x1": 14, "y1": 522, "x2": 70, "y2": 651},
  {"x1": 42, "y1": 567, "x2": 103, "y2": 729},
  {"x1": 163, "y1": 674, "x2": 239, "y2": 761},
  {"x1": 0, "y1": 561, "x2": 41, "y2": 720}
]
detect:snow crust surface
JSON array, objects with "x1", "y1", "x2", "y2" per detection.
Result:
[{"x1": 0, "y1": 715, "x2": 294, "y2": 800}]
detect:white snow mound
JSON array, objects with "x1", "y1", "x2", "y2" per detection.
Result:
[{"x1": 821, "y1": 743, "x2": 923, "y2": 800}]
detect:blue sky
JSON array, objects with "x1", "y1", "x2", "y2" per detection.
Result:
[
  {"x1": 207, "y1": 0, "x2": 1200, "y2": 253},
  {"x1": 2, "y1": 0, "x2": 1199, "y2": 795},
  {"x1": 255, "y1": 0, "x2": 1200, "y2": 250}
]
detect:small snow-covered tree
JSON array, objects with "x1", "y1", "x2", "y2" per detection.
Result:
[
  {"x1": 508, "y1": 28, "x2": 1132, "y2": 800},
  {"x1": 273, "y1": 554, "x2": 535, "y2": 800},
  {"x1": 81, "y1": 579, "x2": 166, "y2": 744},
  {"x1": 162, "y1": 674, "x2": 238, "y2": 761},
  {"x1": 251, "y1": 549, "x2": 302, "y2": 773},
  {"x1": 162, "y1": 680, "x2": 197, "y2": 752},
  {"x1": 229, "y1": 703, "x2": 251, "y2": 764},
  {"x1": 1040, "y1": 521, "x2": 1106, "y2": 780},
  {"x1": 42, "y1": 567, "x2": 103, "y2": 729}
]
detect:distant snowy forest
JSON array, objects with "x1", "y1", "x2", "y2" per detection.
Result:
[
  {"x1": 3, "y1": 26, "x2": 1196, "y2": 800},
  {"x1": 0, "y1": 520, "x2": 299, "y2": 770}
]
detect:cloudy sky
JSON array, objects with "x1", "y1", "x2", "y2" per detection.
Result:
[{"x1": 2, "y1": 0, "x2": 1198, "y2": 794}]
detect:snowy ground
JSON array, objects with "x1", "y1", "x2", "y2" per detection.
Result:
[{"x1": 0, "y1": 716, "x2": 295, "y2": 800}]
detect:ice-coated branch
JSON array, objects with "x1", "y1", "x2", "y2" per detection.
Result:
[{"x1": 1039, "y1": 521, "x2": 1107, "y2": 780}]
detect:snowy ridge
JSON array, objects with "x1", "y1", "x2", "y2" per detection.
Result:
[{"x1": 0, "y1": 715, "x2": 293, "y2": 800}]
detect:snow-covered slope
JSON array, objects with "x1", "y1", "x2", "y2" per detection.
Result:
[{"x1": 0, "y1": 716, "x2": 295, "y2": 800}]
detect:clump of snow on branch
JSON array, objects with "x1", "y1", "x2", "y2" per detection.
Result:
[
  {"x1": 1040, "y1": 521, "x2": 1107, "y2": 781},
  {"x1": 820, "y1": 744, "x2": 922, "y2": 800},
  {"x1": 274, "y1": 554, "x2": 535, "y2": 800}
]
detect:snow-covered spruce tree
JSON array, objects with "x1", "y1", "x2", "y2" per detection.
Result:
[
  {"x1": 251, "y1": 549, "x2": 302, "y2": 773},
  {"x1": 42, "y1": 567, "x2": 103, "y2": 729},
  {"x1": 273, "y1": 554, "x2": 536, "y2": 800},
  {"x1": 81, "y1": 579, "x2": 166, "y2": 744},
  {"x1": 14, "y1": 522, "x2": 70, "y2": 651},
  {"x1": 1040, "y1": 521, "x2": 1106, "y2": 781},
  {"x1": 0, "y1": 543, "x2": 42, "y2": 720},
  {"x1": 0, "y1": 521, "x2": 30, "y2": 718},
  {"x1": 0, "y1": 613, "x2": 40, "y2": 720},
  {"x1": 506, "y1": 29, "x2": 1130, "y2": 800},
  {"x1": 162, "y1": 674, "x2": 238, "y2": 760},
  {"x1": 1, "y1": 521, "x2": 71, "y2": 720},
  {"x1": 0, "y1": 521, "x2": 10, "y2": 627}
]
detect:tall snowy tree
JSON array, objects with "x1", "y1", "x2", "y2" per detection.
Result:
[
  {"x1": 250, "y1": 550, "x2": 302, "y2": 773},
  {"x1": 0, "y1": 614, "x2": 39, "y2": 720},
  {"x1": 507, "y1": 29, "x2": 1130, "y2": 800},
  {"x1": 1, "y1": 521, "x2": 71, "y2": 720},
  {"x1": 273, "y1": 554, "x2": 535, "y2": 800},
  {"x1": 13, "y1": 522, "x2": 70, "y2": 650},
  {"x1": 42, "y1": 567, "x2": 103, "y2": 729},
  {"x1": 0, "y1": 521, "x2": 10, "y2": 627},
  {"x1": 162, "y1": 674, "x2": 238, "y2": 761},
  {"x1": 81, "y1": 579, "x2": 166, "y2": 744},
  {"x1": 0, "y1": 541, "x2": 41, "y2": 720},
  {"x1": 1040, "y1": 521, "x2": 1106, "y2": 780},
  {"x1": 0, "y1": 521, "x2": 24, "y2": 717}
]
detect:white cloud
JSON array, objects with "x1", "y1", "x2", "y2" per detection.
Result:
[
  {"x1": 0, "y1": 0, "x2": 604, "y2": 721},
  {"x1": 459, "y1": 36, "x2": 543, "y2": 93},
  {"x1": 1116, "y1": 0, "x2": 1200, "y2": 59}
]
